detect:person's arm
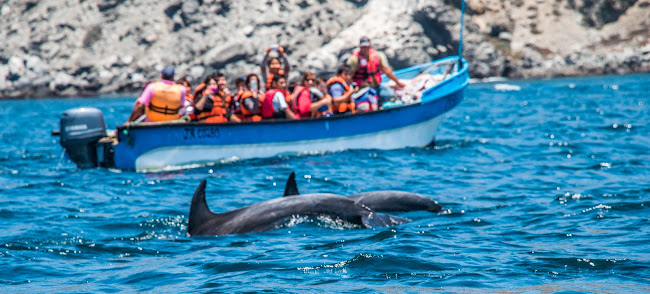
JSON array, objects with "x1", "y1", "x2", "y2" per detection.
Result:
[
  {"x1": 228, "y1": 113, "x2": 241, "y2": 122},
  {"x1": 284, "y1": 108, "x2": 297, "y2": 120},
  {"x1": 194, "y1": 95, "x2": 210, "y2": 111},
  {"x1": 379, "y1": 53, "x2": 405, "y2": 87},
  {"x1": 330, "y1": 83, "x2": 358, "y2": 104},
  {"x1": 126, "y1": 101, "x2": 145, "y2": 123},
  {"x1": 382, "y1": 64, "x2": 405, "y2": 88},
  {"x1": 309, "y1": 96, "x2": 331, "y2": 113},
  {"x1": 275, "y1": 92, "x2": 297, "y2": 120},
  {"x1": 125, "y1": 83, "x2": 155, "y2": 123},
  {"x1": 278, "y1": 46, "x2": 290, "y2": 74}
]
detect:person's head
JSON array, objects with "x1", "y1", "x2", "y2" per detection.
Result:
[
  {"x1": 271, "y1": 74, "x2": 287, "y2": 90},
  {"x1": 359, "y1": 36, "x2": 371, "y2": 56},
  {"x1": 215, "y1": 73, "x2": 227, "y2": 90},
  {"x1": 315, "y1": 77, "x2": 327, "y2": 93},
  {"x1": 161, "y1": 66, "x2": 175, "y2": 81},
  {"x1": 337, "y1": 64, "x2": 352, "y2": 82},
  {"x1": 202, "y1": 73, "x2": 218, "y2": 92},
  {"x1": 268, "y1": 57, "x2": 282, "y2": 73},
  {"x1": 176, "y1": 77, "x2": 192, "y2": 93},
  {"x1": 301, "y1": 71, "x2": 316, "y2": 87},
  {"x1": 235, "y1": 76, "x2": 246, "y2": 90},
  {"x1": 246, "y1": 73, "x2": 260, "y2": 90}
]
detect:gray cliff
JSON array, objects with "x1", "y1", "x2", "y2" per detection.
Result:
[{"x1": 0, "y1": 0, "x2": 648, "y2": 98}]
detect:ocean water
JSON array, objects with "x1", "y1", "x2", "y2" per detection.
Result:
[{"x1": 0, "y1": 74, "x2": 648, "y2": 292}]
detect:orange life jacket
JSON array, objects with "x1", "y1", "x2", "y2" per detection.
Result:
[
  {"x1": 237, "y1": 90, "x2": 262, "y2": 121},
  {"x1": 193, "y1": 83, "x2": 206, "y2": 99},
  {"x1": 326, "y1": 76, "x2": 355, "y2": 114},
  {"x1": 145, "y1": 81, "x2": 183, "y2": 122},
  {"x1": 264, "y1": 70, "x2": 285, "y2": 91},
  {"x1": 352, "y1": 48, "x2": 382, "y2": 87},
  {"x1": 196, "y1": 92, "x2": 229, "y2": 123}
]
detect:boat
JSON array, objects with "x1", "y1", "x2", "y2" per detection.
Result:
[{"x1": 57, "y1": 56, "x2": 469, "y2": 171}]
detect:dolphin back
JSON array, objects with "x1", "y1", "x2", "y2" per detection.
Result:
[
  {"x1": 188, "y1": 180, "x2": 217, "y2": 236},
  {"x1": 349, "y1": 191, "x2": 443, "y2": 213}
]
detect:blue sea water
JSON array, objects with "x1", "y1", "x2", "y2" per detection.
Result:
[{"x1": 0, "y1": 74, "x2": 648, "y2": 293}]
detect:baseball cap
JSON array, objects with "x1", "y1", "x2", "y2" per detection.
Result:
[
  {"x1": 161, "y1": 66, "x2": 175, "y2": 80},
  {"x1": 359, "y1": 36, "x2": 371, "y2": 47}
]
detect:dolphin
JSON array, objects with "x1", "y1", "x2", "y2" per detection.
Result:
[
  {"x1": 283, "y1": 172, "x2": 443, "y2": 213},
  {"x1": 188, "y1": 180, "x2": 410, "y2": 236}
]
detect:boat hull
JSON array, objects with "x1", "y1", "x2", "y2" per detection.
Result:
[{"x1": 113, "y1": 57, "x2": 469, "y2": 171}]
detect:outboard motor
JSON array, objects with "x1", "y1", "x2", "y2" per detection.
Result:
[{"x1": 59, "y1": 107, "x2": 108, "y2": 169}]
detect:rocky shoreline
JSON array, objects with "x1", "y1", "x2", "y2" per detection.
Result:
[{"x1": 1, "y1": 0, "x2": 648, "y2": 99}]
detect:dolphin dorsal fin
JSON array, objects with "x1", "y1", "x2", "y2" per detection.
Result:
[
  {"x1": 283, "y1": 172, "x2": 300, "y2": 197},
  {"x1": 188, "y1": 180, "x2": 216, "y2": 236}
]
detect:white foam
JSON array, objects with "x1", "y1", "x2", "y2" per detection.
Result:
[{"x1": 494, "y1": 83, "x2": 521, "y2": 91}]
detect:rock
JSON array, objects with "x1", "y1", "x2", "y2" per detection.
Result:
[
  {"x1": 0, "y1": 0, "x2": 646, "y2": 98},
  {"x1": 189, "y1": 65, "x2": 205, "y2": 81},
  {"x1": 8, "y1": 56, "x2": 25, "y2": 77},
  {"x1": 50, "y1": 72, "x2": 75, "y2": 91}
]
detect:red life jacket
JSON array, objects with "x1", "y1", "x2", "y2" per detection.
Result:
[
  {"x1": 261, "y1": 89, "x2": 279, "y2": 118},
  {"x1": 291, "y1": 85, "x2": 312, "y2": 119},
  {"x1": 261, "y1": 89, "x2": 290, "y2": 119},
  {"x1": 352, "y1": 48, "x2": 382, "y2": 87}
]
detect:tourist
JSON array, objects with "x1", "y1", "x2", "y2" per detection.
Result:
[
  {"x1": 351, "y1": 81, "x2": 379, "y2": 113},
  {"x1": 260, "y1": 44, "x2": 291, "y2": 91},
  {"x1": 291, "y1": 72, "x2": 331, "y2": 119},
  {"x1": 310, "y1": 78, "x2": 333, "y2": 118},
  {"x1": 193, "y1": 74, "x2": 240, "y2": 123},
  {"x1": 235, "y1": 74, "x2": 263, "y2": 122},
  {"x1": 231, "y1": 76, "x2": 246, "y2": 119},
  {"x1": 125, "y1": 66, "x2": 186, "y2": 123},
  {"x1": 327, "y1": 65, "x2": 358, "y2": 115},
  {"x1": 346, "y1": 36, "x2": 405, "y2": 105},
  {"x1": 260, "y1": 75, "x2": 297, "y2": 120},
  {"x1": 176, "y1": 77, "x2": 193, "y2": 102}
]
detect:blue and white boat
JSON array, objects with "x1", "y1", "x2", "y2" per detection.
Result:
[{"x1": 58, "y1": 57, "x2": 469, "y2": 171}]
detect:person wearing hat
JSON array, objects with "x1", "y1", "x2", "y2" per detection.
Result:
[
  {"x1": 126, "y1": 66, "x2": 187, "y2": 123},
  {"x1": 346, "y1": 36, "x2": 405, "y2": 106}
]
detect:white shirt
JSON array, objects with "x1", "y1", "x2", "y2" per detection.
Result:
[{"x1": 273, "y1": 91, "x2": 288, "y2": 112}]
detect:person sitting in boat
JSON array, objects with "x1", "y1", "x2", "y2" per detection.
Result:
[
  {"x1": 176, "y1": 77, "x2": 193, "y2": 102},
  {"x1": 351, "y1": 81, "x2": 379, "y2": 113},
  {"x1": 234, "y1": 74, "x2": 263, "y2": 122},
  {"x1": 346, "y1": 36, "x2": 405, "y2": 106},
  {"x1": 175, "y1": 76, "x2": 195, "y2": 119},
  {"x1": 260, "y1": 74, "x2": 297, "y2": 120},
  {"x1": 290, "y1": 72, "x2": 331, "y2": 119},
  {"x1": 310, "y1": 78, "x2": 334, "y2": 118},
  {"x1": 260, "y1": 44, "x2": 290, "y2": 91},
  {"x1": 125, "y1": 66, "x2": 186, "y2": 123},
  {"x1": 193, "y1": 73, "x2": 240, "y2": 123},
  {"x1": 327, "y1": 65, "x2": 358, "y2": 115},
  {"x1": 231, "y1": 76, "x2": 246, "y2": 119}
]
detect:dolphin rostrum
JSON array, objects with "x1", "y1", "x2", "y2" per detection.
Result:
[
  {"x1": 283, "y1": 172, "x2": 443, "y2": 213},
  {"x1": 188, "y1": 180, "x2": 410, "y2": 236}
]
